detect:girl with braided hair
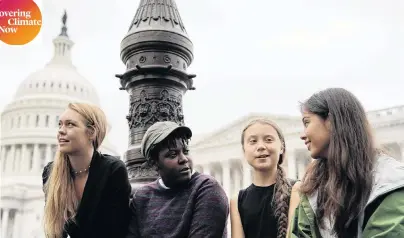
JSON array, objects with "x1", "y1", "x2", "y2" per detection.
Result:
[{"x1": 230, "y1": 119, "x2": 299, "y2": 238}]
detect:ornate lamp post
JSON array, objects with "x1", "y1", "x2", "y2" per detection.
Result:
[{"x1": 116, "y1": 0, "x2": 196, "y2": 184}]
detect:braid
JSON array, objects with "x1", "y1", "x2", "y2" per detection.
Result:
[
  {"x1": 272, "y1": 165, "x2": 292, "y2": 238},
  {"x1": 241, "y1": 118, "x2": 292, "y2": 237}
]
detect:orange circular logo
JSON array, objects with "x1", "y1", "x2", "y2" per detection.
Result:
[{"x1": 0, "y1": 0, "x2": 42, "y2": 45}]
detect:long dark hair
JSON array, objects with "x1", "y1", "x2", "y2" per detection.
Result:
[
  {"x1": 300, "y1": 88, "x2": 375, "y2": 237},
  {"x1": 241, "y1": 119, "x2": 292, "y2": 238}
]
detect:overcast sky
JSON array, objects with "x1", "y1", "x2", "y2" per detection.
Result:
[{"x1": 0, "y1": 0, "x2": 403, "y2": 155}]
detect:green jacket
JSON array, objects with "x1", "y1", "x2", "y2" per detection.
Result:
[{"x1": 288, "y1": 156, "x2": 404, "y2": 238}]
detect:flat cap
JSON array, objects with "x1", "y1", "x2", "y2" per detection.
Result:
[{"x1": 140, "y1": 121, "x2": 192, "y2": 161}]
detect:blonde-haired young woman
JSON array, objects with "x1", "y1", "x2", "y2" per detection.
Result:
[{"x1": 42, "y1": 102, "x2": 131, "y2": 238}]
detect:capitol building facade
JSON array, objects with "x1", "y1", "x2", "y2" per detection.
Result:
[
  {"x1": 191, "y1": 108, "x2": 404, "y2": 199},
  {"x1": 1, "y1": 16, "x2": 404, "y2": 238},
  {"x1": 0, "y1": 22, "x2": 118, "y2": 237}
]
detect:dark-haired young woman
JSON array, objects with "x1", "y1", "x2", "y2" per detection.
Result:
[
  {"x1": 231, "y1": 119, "x2": 298, "y2": 238},
  {"x1": 288, "y1": 88, "x2": 404, "y2": 238}
]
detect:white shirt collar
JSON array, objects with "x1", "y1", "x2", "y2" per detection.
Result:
[{"x1": 158, "y1": 171, "x2": 196, "y2": 189}]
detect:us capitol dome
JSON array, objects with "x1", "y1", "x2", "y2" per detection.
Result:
[{"x1": 0, "y1": 11, "x2": 118, "y2": 238}]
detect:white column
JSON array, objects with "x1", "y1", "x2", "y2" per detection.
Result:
[
  {"x1": 32, "y1": 144, "x2": 39, "y2": 172},
  {"x1": 12, "y1": 210, "x2": 20, "y2": 238},
  {"x1": 1, "y1": 146, "x2": 6, "y2": 160},
  {"x1": 7, "y1": 145, "x2": 16, "y2": 172},
  {"x1": 288, "y1": 151, "x2": 297, "y2": 180},
  {"x1": 297, "y1": 157, "x2": 306, "y2": 180},
  {"x1": 221, "y1": 161, "x2": 231, "y2": 238},
  {"x1": 13, "y1": 146, "x2": 21, "y2": 172},
  {"x1": 203, "y1": 164, "x2": 211, "y2": 176},
  {"x1": 222, "y1": 161, "x2": 231, "y2": 196},
  {"x1": 242, "y1": 160, "x2": 251, "y2": 188},
  {"x1": 232, "y1": 163, "x2": 241, "y2": 194},
  {"x1": 46, "y1": 144, "x2": 52, "y2": 163},
  {"x1": 1, "y1": 146, "x2": 6, "y2": 171},
  {"x1": 38, "y1": 114, "x2": 42, "y2": 127},
  {"x1": 20, "y1": 144, "x2": 27, "y2": 172},
  {"x1": 30, "y1": 114, "x2": 36, "y2": 127},
  {"x1": 1, "y1": 208, "x2": 10, "y2": 238},
  {"x1": 50, "y1": 114, "x2": 55, "y2": 128},
  {"x1": 26, "y1": 145, "x2": 33, "y2": 172}
]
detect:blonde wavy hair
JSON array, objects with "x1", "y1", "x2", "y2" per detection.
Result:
[{"x1": 43, "y1": 102, "x2": 107, "y2": 237}]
